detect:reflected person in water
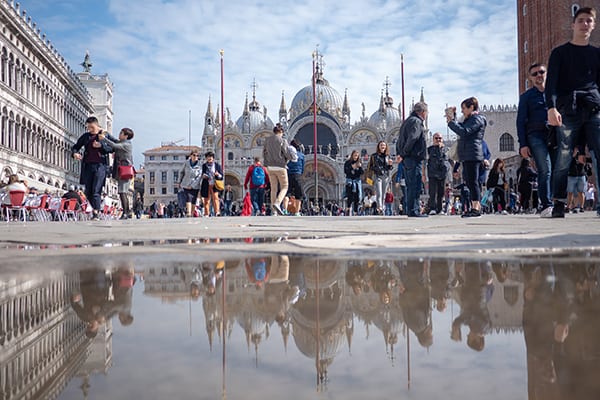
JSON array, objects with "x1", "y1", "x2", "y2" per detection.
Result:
[
  {"x1": 70, "y1": 268, "x2": 112, "y2": 338},
  {"x1": 451, "y1": 262, "x2": 494, "y2": 352},
  {"x1": 522, "y1": 265, "x2": 560, "y2": 399},
  {"x1": 553, "y1": 264, "x2": 600, "y2": 399},
  {"x1": 397, "y1": 260, "x2": 433, "y2": 348}
]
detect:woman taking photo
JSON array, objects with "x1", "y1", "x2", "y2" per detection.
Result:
[
  {"x1": 344, "y1": 150, "x2": 364, "y2": 215},
  {"x1": 200, "y1": 151, "x2": 223, "y2": 217},
  {"x1": 178, "y1": 150, "x2": 203, "y2": 217},
  {"x1": 447, "y1": 97, "x2": 486, "y2": 218},
  {"x1": 367, "y1": 141, "x2": 394, "y2": 215}
]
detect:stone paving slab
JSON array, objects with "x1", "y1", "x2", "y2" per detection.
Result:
[{"x1": 0, "y1": 214, "x2": 598, "y2": 262}]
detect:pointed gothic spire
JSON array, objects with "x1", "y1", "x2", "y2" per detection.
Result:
[
  {"x1": 342, "y1": 88, "x2": 350, "y2": 116},
  {"x1": 279, "y1": 90, "x2": 287, "y2": 115},
  {"x1": 242, "y1": 93, "x2": 249, "y2": 116},
  {"x1": 378, "y1": 90, "x2": 386, "y2": 112},
  {"x1": 205, "y1": 95, "x2": 214, "y2": 119},
  {"x1": 420, "y1": 87, "x2": 425, "y2": 103}
]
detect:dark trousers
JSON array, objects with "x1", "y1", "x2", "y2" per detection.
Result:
[
  {"x1": 462, "y1": 161, "x2": 481, "y2": 202},
  {"x1": 83, "y1": 163, "x2": 108, "y2": 211},
  {"x1": 428, "y1": 177, "x2": 445, "y2": 213}
]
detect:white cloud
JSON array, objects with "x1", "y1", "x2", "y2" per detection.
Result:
[{"x1": 23, "y1": 0, "x2": 519, "y2": 165}]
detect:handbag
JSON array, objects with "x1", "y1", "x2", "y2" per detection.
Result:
[
  {"x1": 214, "y1": 179, "x2": 225, "y2": 191},
  {"x1": 118, "y1": 165, "x2": 135, "y2": 180}
]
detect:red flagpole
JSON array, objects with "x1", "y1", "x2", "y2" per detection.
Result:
[
  {"x1": 312, "y1": 51, "x2": 319, "y2": 205},
  {"x1": 220, "y1": 50, "x2": 225, "y2": 174},
  {"x1": 401, "y1": 54, "x2": 405, "y2": 121}
]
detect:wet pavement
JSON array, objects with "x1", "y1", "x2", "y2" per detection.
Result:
[{"x1": 1, "y1": 215, "x2": 600, "y2": 399}]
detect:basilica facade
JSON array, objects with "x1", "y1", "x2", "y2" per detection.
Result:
[{"x1": 202, "y1": 56, "x2": 408, "y2": 204}]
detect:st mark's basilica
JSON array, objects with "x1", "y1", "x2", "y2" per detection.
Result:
[{"x1": 201, "y1": 53, "x2": 419, "y2": 204}]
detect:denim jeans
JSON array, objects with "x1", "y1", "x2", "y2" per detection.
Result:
[
  {"x1": 592, "y1": 150, "x2": 600, "y2": 213},
  {"x1": 404, "y1": 157, "x2": 423, "y2": 216},
  {"x1": 250, "y1": 187, "x2": 265, "y2": 215},
  {"x1": 527, "y1": 132, "x2": 553, "y2": 208},
  {"x1": 553, "y1": 110, "x2": 600, "y2": 201},
  {"x1": 82, "y1": 163, "x2": 108, "y2": 211}
]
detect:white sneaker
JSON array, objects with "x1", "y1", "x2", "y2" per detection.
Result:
[
  {"x1": 540, "y1": 206, "x2": 553, "y2": 218},
  {"x1": 429, "y1": 210, "x2": 437, "y2": 215},
  {"x1": 272, "y1": 204, "x2": 284, "y2": 215}
]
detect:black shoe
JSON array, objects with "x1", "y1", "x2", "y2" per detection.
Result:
[
  {"x1": 552, "y1": 202, "x2": 565, "y2": 218},
  {"x1": 462, "y1": 209, "x2": 481, "y2": 218}
]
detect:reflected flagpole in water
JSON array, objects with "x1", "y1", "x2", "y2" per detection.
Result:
[
  {"x1": 407, "y1": 323, "x2": 411, "y2": 390},
  {"x1": 315, "y1": 258, "x2": 321, "y2": 391},
  {"x1": 221, "y1": 265, "x2": 227, "y2": 400}
]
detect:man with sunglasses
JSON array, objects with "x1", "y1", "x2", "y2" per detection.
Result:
[
  {"x1": 427, "y1": 133, "x2": 449, "y2": 215},
  {"x1": 545, "y1": 6, "x2": 600, "y2": 218},
  {"x1": 517, "y1": 63, "x2": 554, "y2": 217}
]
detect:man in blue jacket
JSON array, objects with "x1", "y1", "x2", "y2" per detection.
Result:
[
  {"x1": 396, "y1": 102, "x2": 428, "y2": 217},
  {"x1": 517, "y1": 62, "x2": 553, "y2": 217}
]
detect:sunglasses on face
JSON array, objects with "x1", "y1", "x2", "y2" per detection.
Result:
[
  {"x1": 530, "y1": 70, "x2": 546, "y2": 77},
  {"x1": 434, "y1": 137, "x2": 442, "y2": 140}
]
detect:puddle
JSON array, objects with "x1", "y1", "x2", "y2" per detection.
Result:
[
  {"x1": 1, "y1": 253, "x2": 599, "y2": 399},
  {"x1": 0, "y1": 235, "x2": 322, "y2": 250}
]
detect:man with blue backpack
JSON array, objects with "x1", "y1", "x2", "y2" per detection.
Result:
[{"x1": 244, "y1": 157, "x2": 270, "y2": 216}]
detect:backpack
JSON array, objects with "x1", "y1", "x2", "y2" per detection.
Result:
[{"x1": 251, "y1": 165, "x2": 265, "y2": 186}]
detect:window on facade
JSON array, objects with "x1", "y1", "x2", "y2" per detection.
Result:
[
  {"x1": 149, "y1": 156, "x2": 155, "y2": 160},
  {"x1": 228, "y1": 152, "x2": 234, "y2": 161},
  {"x1": 161, "y1": 171, "x2": 167, "y2": 183},
  {"x1": 173, "y1": 171, "x2": 179, "y2": 182},
  {"x1": 161, "y1": 187, "x2": 167, "y2": 195},
  {"x1": 523, "y1": 4, "x2": 527, "y2": 16},
  {"x1": 174, "y1": 186, "x2": 178, "y2": 194},
  {"x1": 161, "y1": 155, "x2": 167, "y2": 160},
  {"x1": 173, "y1": 155, "x2": 179, "y2": 160},
  {"x1": 149, "y1": 171, "x2": 155, "y2": 183},
  {"x1": 499, "y1": 133, "x2": 515, "y2": 152},
  {"x1": 149, "y1": 188, "x2": 155, "y2": 195}
]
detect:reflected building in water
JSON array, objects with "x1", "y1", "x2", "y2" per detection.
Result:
[
  {"x1": 140, "y1": 258, "x2": 524, "y2": 381},
  {"x1": 0, "y1": 272, "x2": 92, "y2": 400}
]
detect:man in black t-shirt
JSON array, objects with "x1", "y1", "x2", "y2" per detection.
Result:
[{"x1": 545, "y1": 7, "x2": 600, "y2": 218}]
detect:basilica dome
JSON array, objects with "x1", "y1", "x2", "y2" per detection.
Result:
[
  {"x1": 236, "y1": 95, "x2": 274, "y2": 134},
  {"x1": 290, "y1": 77, "x2": 344, "y2": 120},
  {"x1": 368, "y1": 93, "x2": 401, "y2": 129}
]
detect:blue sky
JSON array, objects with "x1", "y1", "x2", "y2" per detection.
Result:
[{"x1": 19, "y1": 0, "x2": 519, "y2": 166}]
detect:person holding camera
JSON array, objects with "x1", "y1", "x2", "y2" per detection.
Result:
[
  {"x1": 427, "y1": 133, "x2": 449, "y2": 215},
  {"x1": 447, "y1": 97, "x2": 487, "y2": 218}
]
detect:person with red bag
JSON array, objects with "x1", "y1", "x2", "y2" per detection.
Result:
[{"x1": 101, "y1": 128, "x2": 135, "y2": 219}]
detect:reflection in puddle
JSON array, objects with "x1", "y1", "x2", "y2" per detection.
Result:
[
  {"x1": 0, "y1": 235, "x2": 316, "y2": 250},
  {"x1": 1, "y1": 255, "x2": 599, "y2": 399}
]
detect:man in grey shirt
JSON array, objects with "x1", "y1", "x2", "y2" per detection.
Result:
[{"x1": 263, "y1": 123, "x2": 293, "y2": 215}]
